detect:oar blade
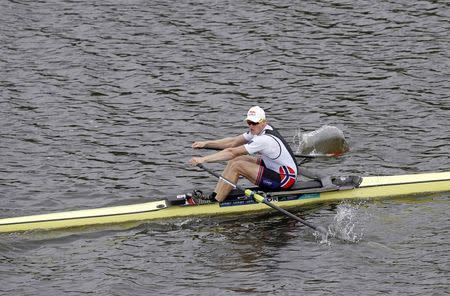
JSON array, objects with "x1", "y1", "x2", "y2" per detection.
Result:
[{"x1": 294, "y1": 125, "x2": 349, "y2": 157}]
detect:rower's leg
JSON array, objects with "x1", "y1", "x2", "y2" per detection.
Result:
[{"x1": 214, "y1": 156, "x2": 260, "y2": 202}]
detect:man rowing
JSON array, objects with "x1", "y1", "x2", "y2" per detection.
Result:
[{"x1": 190, "y1": 106, "x2": 299, "y2": 203}]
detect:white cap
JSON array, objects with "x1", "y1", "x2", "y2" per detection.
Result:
[{"x1": 245, "y1": 106, "x2": 266, "y2": 123}]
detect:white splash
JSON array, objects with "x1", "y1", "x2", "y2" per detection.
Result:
[
  {"x1": 314, "y1": 202, "x2": 368, "y2": 245},
  {"x1": 330, "y1": 202, "x2": 367, "y2": 243},
  {"x1": 313, "y1": 228, "x2": 332, "y2": 245}
]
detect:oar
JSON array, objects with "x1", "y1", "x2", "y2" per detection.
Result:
[
  {"x1": 294, "y1": 152, "x2": 343, "y2": 158},
  {"x1": 196, "y1": 164, "x2": 330, "y2": 238}
]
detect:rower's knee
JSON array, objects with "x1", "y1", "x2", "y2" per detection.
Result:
[
  {"x1": 230, "y1": 155, "x2": 247, "y2": 163},
  {"x1": 228, "y1": 158, "x2": 248, "y2": 173}
]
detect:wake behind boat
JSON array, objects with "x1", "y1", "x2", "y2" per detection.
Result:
[{"x1": 1, "y1": 170, "x2": 450, "y2": 234}]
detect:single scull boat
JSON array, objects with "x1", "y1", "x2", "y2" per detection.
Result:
[{"x1": 1, "y1": 171, "x2": 449, "y2": 234}]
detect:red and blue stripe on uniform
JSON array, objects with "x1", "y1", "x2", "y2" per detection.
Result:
[{"x1": 279, "y1": 166, "x2": 296, "y2": 189}]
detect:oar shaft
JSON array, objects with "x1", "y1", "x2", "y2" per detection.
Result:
[
  {"x1": 199, "y1": 165, "x2": 237, "y2": 189},
  {"x1": 244, "y1": 189, "x2": 325, "y2": 232},
  {"x1": 197, "y1": 164, "x2": 328, "y2": 235}
]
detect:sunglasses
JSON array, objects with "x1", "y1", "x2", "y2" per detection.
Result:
[{"x1": 246, "y1": 120, "x2": 260, "y2": 126}]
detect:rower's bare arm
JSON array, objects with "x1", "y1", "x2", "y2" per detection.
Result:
[
  {"x1": 192, "y1": 135, "x2": 246, "y2": 150},
  {"x1": 190, "y1": 146, "x2": 247, "y2": 166}
]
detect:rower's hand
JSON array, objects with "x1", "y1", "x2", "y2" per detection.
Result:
[
  {"x1": 190, "y1": 157, "x2": 205, "y2": 166},
  {"x1": 192, "y1": 141, "x2": 207, "y2": 149}
]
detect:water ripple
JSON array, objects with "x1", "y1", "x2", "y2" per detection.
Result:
[{"x1": 1, "y1": 0, "x2": 449, "y2": 295}]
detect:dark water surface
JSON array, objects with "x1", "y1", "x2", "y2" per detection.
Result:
[{"x1": 1, "y1": 0, "x2": 449, "y2": 295}]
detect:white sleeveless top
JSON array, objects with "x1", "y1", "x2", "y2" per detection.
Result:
[{"x1": 243, "y1": 125, "x2": 297, "y2": 176}]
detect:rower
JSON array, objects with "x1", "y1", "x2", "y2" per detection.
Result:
[{"x1": 190, "y1": 106, "x2": 299, "y2": 203}]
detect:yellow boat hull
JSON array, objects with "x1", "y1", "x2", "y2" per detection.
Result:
[{"x1": 1, "y1": 171, "x2": 449, "y2": 234}]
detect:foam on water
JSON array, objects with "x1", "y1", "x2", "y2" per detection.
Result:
[{"x1": 315, "y1": 201, "x2": 370, "y2": 245}]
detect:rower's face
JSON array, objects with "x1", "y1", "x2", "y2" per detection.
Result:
[{"x1": 247, "y1": 120, "x2": 266, "y2": 135}]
